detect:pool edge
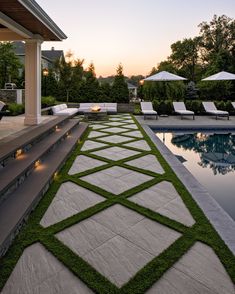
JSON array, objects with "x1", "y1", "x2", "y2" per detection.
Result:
[{"x1": 136, "y1": 116, "x2": 235, "y2": 256}]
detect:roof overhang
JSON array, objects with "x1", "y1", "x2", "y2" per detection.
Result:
[{"x1": 0, "y1": 0, "x2": 67, "y2": 41}]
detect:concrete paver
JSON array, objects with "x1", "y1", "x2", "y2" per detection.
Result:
[
  {"x1": 81, "y1": 140, "x2": 108, "y2": 151},
  {"x1": 125, "y1": 154, "x2": 164, "y2": 174},
  {"x1": 130, "y1": 181, "x2": 195, "y2": 226},
  {"x1": 68, "y1": 155, "x2": 107, "y2": 175},
  {"x1": 40, "y1": 182, "x2": 104, "y2": 227},
  {"x1": 81, "y1": 166, "x2": 153, "y2": 194},
  {"x1": 91, "y1": 146, "x2": 140, "y2": 161},
  {"x1": 146, "y1": 242, "x2": 235, "y2": 294},
  {"x1": 123, "y1": 139, "x2": 151, "y2": 151},
  {"x1": 1, "y1": 243, "x2": 93, "y2": 294},
  {"x1": 97, "y1": 134, "x2": 134, "y2": 144}
]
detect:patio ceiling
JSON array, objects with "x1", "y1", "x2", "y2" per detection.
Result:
[{"x1": 0, "y1": 0, "x2": 67, "y2": 41}]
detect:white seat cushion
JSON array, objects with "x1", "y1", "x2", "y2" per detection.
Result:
[
  {"x1": 176, "y1": 110, "x2": 194, "y2": 115},
  {"x1": 142, "y1": 110, "x2": 157, "y2": 114}
]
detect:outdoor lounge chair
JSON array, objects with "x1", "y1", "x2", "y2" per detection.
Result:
[
  {"x1": 0, "y1": 101, "x2": 7, "y2": 121},
  {"x1": 173, "y1": 102, "x2": 195, "y2": 120},
  {"x1": 140, "y1": 102, "x2": 158, "y2": 120},
  {"x1": 202, "y1": 102, "x2": 229, "y2": 120},
  {"x1": 231, "y1": 102, "x2": 235, "y2": 110}
]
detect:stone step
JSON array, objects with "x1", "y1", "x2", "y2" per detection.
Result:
[
  {"x1": 0, "y1": 119, "x2": 80, "y2": 200},
  {"x1": 0, "y1": 116, "x2": 70, "y2": 167},
  {"x1": 0, "y1": 122, "x2": 88, "y2": 257}
]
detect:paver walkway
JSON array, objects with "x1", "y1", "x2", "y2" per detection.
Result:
[{"x1": 1, "y1": 114, "x2": 234, "y2": 294}]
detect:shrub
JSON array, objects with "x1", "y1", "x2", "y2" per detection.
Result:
[
  {"x1": 155, "y1": 100, "x2": 173, "y2": 115},
  {"x1": 133, "y1": 103, "x2": 141, "y2": 115},
  {"x1": 185, "y1": 100, "x2": 203, "y2": 114},
  {"x1": 41, "y1": 96, "x2": 56, "y2": 108},
  {"x1": 7, "y1": 103, "x2": 24, "y2": 115}
]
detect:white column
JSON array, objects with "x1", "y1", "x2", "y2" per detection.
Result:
[
  {"x1": 24, "y1": 39, "x2": 43, "y2": 125},
  {"x1": 16, "y1": 89, "x2": 22, "y2": 104},
  {"x1": 134, "y1": 88, "x2": 137, "y2": 98}
]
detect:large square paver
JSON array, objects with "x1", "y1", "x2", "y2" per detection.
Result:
[
  {"x1": 97, "y1": 135, "x2": 134, "y2": 144},
  {"x1": 91, "y1": 146, "x2": 140, "y2": 161},
  {"x1": 101, "y1": 127, "x2": 126, "y2": 133},
  {"x1": 88, "y1": 131, "x2": 108, "y2": 138},
  {"x1": 57, "y1": 218, "x2": 116, "y2": 256},
  {"x1": 123, "y1": 140, "x2": 151, "y2": 151},
  {"x1": 109, "y1": 117, "x2": 124, "y2": 121},
  {"x1": 92, "y1": 204, "x2": 144, "y2": 234},
  {"x1": 123, "y1": 124, "x2": 138, "y2": 130},
  {"x1": 146, "y1": 242, "x2": 235, "y2": 294},
  {"x1": 1, "y1": 243, "x2": 93, "y2": 294},
  {"x1": 124, "y1": 130, "x2": 143, "y2": 138},
  {"x1": 104, "y1": 122, "x2": 126, "y2": 127},
  {"x1": 81, "y1": 140, "x2": 108, "y2": 151},
  {"x1": 81, "y1": 166, "x2": 153, "y2": 194},
  {"x1": 90, "y1": 124, "x2": 108, "y2": 130},
  {"x1": 68, "y1": 155, "x2": 107, "y2": 175},
  {"x1": 84, "y1": 235, "x2": 153, "y2": 287},
  {"x1": 57, "y1": 204, "x2": 181, "y2": 287},
  {"x1": 125, "y1": 154, "x2": 164, "y2": 174},
  {"x1": 122, "y1": 119, "x2": 134, "y2": 123},
  {"x1": 129, "y1": 181, "x2": 195, "y2": 226},
  {"x1": 40, "y1": 182, "x2": 105, "y2": 227}
]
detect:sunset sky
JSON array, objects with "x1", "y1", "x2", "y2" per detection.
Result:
[{"x1": 37, "y1": 0, "x2": 235, "y2": 77}]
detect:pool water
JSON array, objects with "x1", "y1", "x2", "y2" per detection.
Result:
[{"x1": 156, "y1": 132, "x2": 235, "y2": 220}]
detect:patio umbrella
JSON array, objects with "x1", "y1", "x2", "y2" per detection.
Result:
[
  {"x1": 202, "y1": 152, "x2": 235, "y2": 166},
  {"x1": 143, "y1": 71, "x2": 187, "y2": 100},
  {"x1": 202, "y1": 71, "x2": 235, "y2": 81},
  {"x1": 202, "y1": 71, "x2": 235, "y2": 99},
  {"x1": 144, "y1": 71, "x2": 187, "y2": 81}
]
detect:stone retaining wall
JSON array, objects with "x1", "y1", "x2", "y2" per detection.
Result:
[{"x1": 0, "y1": 89, "x2": 25, "y2": 104}]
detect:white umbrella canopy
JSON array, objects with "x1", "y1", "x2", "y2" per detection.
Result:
[
  {"x1": 202, "y1": 71, "x2": 235, "y2": 81},
  {"x1": 144, "y1": 71, "x2": 187, "y2": 81}
]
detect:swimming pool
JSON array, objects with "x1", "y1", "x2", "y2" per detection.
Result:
[{"x1": 156, "y1": 131, "x2": 235, "y2": 220}]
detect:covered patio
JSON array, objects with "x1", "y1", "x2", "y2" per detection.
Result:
[{"x1": 0, "y1": 0, "x2": 67, "y2": 125}]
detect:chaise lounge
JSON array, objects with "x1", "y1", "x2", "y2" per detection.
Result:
[
  {"x1": 202, "y1": 102, "x2": 229, "y2": 120},
  {"x1": 173, "y1": 102, "x2": 195, "y2": 120},
  {"x1": 140, "y1": 102, "x2": 158, "y2": 120}
]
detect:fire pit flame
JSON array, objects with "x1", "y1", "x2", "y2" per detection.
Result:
[{"x1": 91, "y1": 105, "x2": 101, "y2": 112}]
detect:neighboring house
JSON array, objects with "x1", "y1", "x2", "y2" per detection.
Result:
[
  {"x1": 12, "y1": 41, "x2": 64, "y2": 70},
  {"x1": 127, "y1": 82, "x2": 137, "y2": 100}
]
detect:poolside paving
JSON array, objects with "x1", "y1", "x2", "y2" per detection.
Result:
[
  {"x1": 68, "y1": 155, "x2": 107, "y2": 174},
  {"x1": 57, "y1": 204, "x2": 181, "y2": 287},
  {"x1": 1, "y1": 243, "x2": 93, "y2": 294},
  {"x1": 1, "y1": 113, "x2": 234, "y2": 294},
  {"x1": 122, "y1": 139, "x2": 151, "y2": 151},
  {"x1": 146, "y1": 242, "x2": 235, "y2": 294}
]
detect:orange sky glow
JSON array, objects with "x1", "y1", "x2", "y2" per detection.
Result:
[{"x1": 37, "y1": 0, "x2": 235, "y2": 77}]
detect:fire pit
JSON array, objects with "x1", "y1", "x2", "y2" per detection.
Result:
[{"x1": 91, "y1": 105, "x2": 101, "y2": 112}]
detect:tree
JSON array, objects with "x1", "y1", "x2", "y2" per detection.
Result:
[
  {"x1": 199, "y1": 15, "x2": 235, "y2": 72},
  {"x1": 55, "y1": 52, "x2": 84, "y2": 102},
  {"x1": 170, "y1": 37, "x2": 201, "y2": 81},
  {"x1": 185, "y1": 81, "x2": 198, "y2": 100},
  {"x1": 41, "y1": 68, "x2": 58, "y2": 97},
  {"x1": 79, "y1": 63, "x2": 101, "y2": 102},
  {"x1": 0, "y1": 42, "x2": 22, "y2": 88},
  {"x1": 110, "y1": 64, "x2": 129, "y2": 103}
]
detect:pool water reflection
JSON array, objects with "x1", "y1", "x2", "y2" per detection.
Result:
[{"x1": 157, "y1": 132, "x2": 235, "y2": 220}]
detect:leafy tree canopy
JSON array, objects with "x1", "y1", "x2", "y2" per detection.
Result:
[{"x1": 0, "y1": 42, "x2": 22, "y2": 88}]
